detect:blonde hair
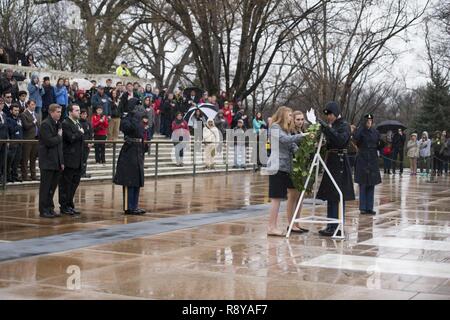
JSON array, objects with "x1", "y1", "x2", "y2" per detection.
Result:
[
  {"x1": 271, "y1": 106, "x2": 293, "y2": 132},
  {"x1": 292, "y1": 110, "x2": 305, "y2": 133}
]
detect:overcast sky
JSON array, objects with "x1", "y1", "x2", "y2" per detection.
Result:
[{"x1": 379, "y1": 0, "x2": 435, "y2": 90}]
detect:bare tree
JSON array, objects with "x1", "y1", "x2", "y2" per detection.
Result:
[
  {"x1": 140, "y1": 0, "x2": 324, "y2": 101},
  {"x1": 33, "y1": 2, "x2": 87, "y2": 71},
  {"x1": 291, "y1": 0, "x2": 429, "y2": 116},
  {"x1": 35, "y1": 0, "x2": 149, "y2": 73},
  {"x1": 0, "y1": 0, "x2": 44, "y2": 63},
  {"x1": 127, "y1": 18, "x2": 194, "y2": 91}
]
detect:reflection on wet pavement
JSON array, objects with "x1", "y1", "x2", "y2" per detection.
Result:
[{"x1": 0, "y1": 172, "x2": 449, "y2": 299}]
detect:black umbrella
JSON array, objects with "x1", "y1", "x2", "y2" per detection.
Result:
[
  {"x1": 183, "y1": 86, "x2": 204, "y2": 98},
  {"x1": 376, "y1": 120, "x2": 407, "y2": 134},
  {"x1": 12, "y1": 71, "x2": 26, "y2": 82}
]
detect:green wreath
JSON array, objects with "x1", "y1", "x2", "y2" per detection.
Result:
[{"x1": 291, "y1": 124, "x2": 322, "y2": 193}]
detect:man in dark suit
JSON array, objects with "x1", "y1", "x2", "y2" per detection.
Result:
[
  {"x1": 38, "y1": 104, "x2": 63, "y2": 218},
  {"x1": 79, "y1": 108, "x2": 93, "y2": 178},
  {"x1": 18, "y1": 91, "x2": 27, "y2": 113},
  {"x1": 6, "y1": 104, "x2": 23, "y2": 182},
  {"x1": 20, "y1": 100, "x2": 40, "y2": 181},
  {"x1": 59, "y1": 104, "x2": 84, "y2": 216},
  {"x1": 0, "y1": 98, "x2": 9, "y2": 181}
]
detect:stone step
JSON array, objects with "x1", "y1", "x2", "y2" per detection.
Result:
[{"x1": 5, "y1": 166, "x2": 256, "y2": 187}]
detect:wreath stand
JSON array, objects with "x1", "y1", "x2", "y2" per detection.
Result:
[{"x1": 286, "y1": 133, "x2": 345, "y2": 240}]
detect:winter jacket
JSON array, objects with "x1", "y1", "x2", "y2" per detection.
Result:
[
  {"x1": 92, "y1": 114, "x2": 109, "y2": 136},
  {"x1": 54, "y1": 85, "x2": 68, "y2": 106},
  {"x1": 406, "y1": 140, "x2": 419, "y2": 158},
  {"x1": 27, "y1": 74, "x2": 44, "y2": 108},
  {"x1": 266, "y1": 123, "x2": 303, "y2": 174},
  {"x1": 419, "y1": 139, "x2": 431, "y2": 157}
]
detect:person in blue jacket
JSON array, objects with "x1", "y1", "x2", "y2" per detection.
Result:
[
  {"x1": 27, "y1": 73, "x2": 44, "y2": 115},
  {"x1": 54, "y1": 78, "x2": 69, "y2": 119}
]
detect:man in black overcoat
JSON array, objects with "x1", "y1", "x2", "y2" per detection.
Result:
[
  {"x1": 316, "y1": 101, "x2": 355, "y2": 237},
  {"x1": 38, "y1": 104, "x2": 63, "y2": 218},
  {"x1": 354, "y1": 113, "x2": 382, "y2": 215},
  {"x1": 113, "y1": 104, "x2": 146, "y2": 215}
]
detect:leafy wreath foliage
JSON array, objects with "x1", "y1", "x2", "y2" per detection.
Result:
[{"x1": 291, "y1": 124, "x2": 322, "y2": 192}]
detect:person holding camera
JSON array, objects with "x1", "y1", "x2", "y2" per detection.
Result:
[
  {"x1": 91, "y1": 105, "x2": 109, "y2": 165},
  {"x1": 354, "y1": 114, "x2": 382, "y2": 215}
]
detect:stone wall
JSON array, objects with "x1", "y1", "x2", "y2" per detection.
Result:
[{"x1": 0, "y1": 63, "x2": 155, "y2": 92}]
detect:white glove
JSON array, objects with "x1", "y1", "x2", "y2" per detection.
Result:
[{"x1": 306, "y1": 108, "x2": 317, "y2": 124}]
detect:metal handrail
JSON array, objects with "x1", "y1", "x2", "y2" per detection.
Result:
[{"x1": 0, "y1": 139, "x2": 257, "y2": 190}]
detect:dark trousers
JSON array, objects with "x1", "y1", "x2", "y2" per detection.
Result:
[
  {"x1": 41, "y1": 108, "x2": 48, "y2": 120},
  {"x1": 359, "y1": 184, "x2": 375, "y2": 212},
  {"x1": 0, "y1": 144, "x2": 6, "y2": 178},
  {"x1": 60, "y1": 105, "x2": 67, "y2": 120},
  {"x1": 161, "y1": 116, "x2": 172, "y2": 137},
  {"x1": 444, "y1": 156, "x2": 449, "y2": 174},
  {"x1": 81, "y1": 147, "x2": 90, "y2": 176},
  {"x1": 123, "y1": 186, "x2": 140, "y2": 211},
  {"x1": 433, "y1": 154, "x2": 443, "y2": 174},
  {"x1": 383, "y1": 156, "x2": 391, "y2": 172},
  {"x1": 58, "y1": 167, "x2": 82, "y2": 210},
  {"x1": 7, "y1": 145, "x2": 22, "y2": 180},
  {"x1": 39, "y1": 169, "x2": 61, "y2": 214},
  {"x1": 21, "y1": 142, "x2": 38, "y2": 179},
  {"x1": 327, "y1": 200, "x2": 345, "y2": 230},
  {"x1": 392, "y1": 148, "x2": 404, "y2": 173},
  {"x1": 94, "y1": 135, "x2": 106, "y2": 163}
]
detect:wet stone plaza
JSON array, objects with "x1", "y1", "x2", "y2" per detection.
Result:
[{"x1": 0, "y1": 172, "x2": 449, "y2": 300}]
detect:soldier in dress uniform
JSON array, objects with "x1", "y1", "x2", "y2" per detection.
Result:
[
  {"x1": 316, "y1": 101, "x2": 355, "y2": 237},
  {"x1": 113, "y1": 103, "x2": 146, "y2": 215},
  {"x1": 354, "y1": 113, "x2": 382, "y2": 215}
]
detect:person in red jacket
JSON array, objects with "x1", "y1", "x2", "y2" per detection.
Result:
[
  {"x1": 171, "y1": 112, "x2": 189, "y2": 166},
  {"x1": 92, "y1": 105, "x2": 109, "y2": 165},
  {"x1": 152, "y1": 92, "x2": 162, "y2": 134},
  {"x1": 223, "y1": 101, "x2": 233, "y2": 127}
]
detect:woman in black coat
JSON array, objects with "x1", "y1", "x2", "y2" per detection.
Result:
[{"x1": 354, "y1": 114, "x2": 382, "y2": 215}]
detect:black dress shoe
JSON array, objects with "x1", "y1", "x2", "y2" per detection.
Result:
[
  {"x1": 319, "y1": 228, "x2": 341, "y2": 237},
  {"x1": 70, "y1": 208, "x2": 81, "y2": 215},
  {"x1": 40, "y1": 211, "x2": 55, "y2": 218},
  {"x1": 61, "y1": 208, "x2": 75, "y2": 215},
  {"x1": 135, "y1": 208, "x2": 146, "y2": 214},
  {"x1": 365, "y1": 210, "x2": 376, "y2": 215},
  {"x1": 125, "y1": 209, "x2": 143, "y2": 215}
]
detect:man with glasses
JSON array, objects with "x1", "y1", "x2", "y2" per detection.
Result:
[{"x1": 2, "y1": 92, "x2": 13, "y2": 118}]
